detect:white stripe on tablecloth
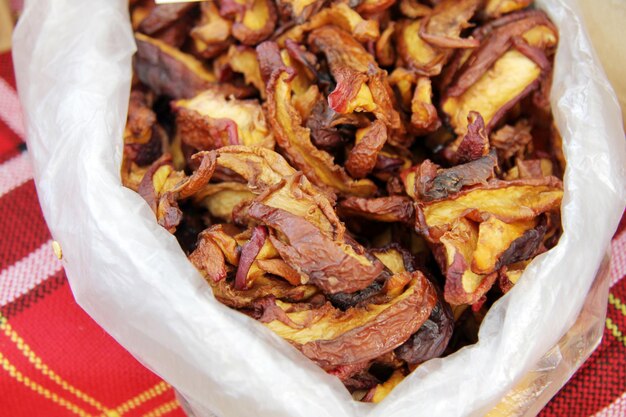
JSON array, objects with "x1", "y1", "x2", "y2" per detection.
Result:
[
  {"x1": 0, "y1": 151, "x2": 32, "y2": 198},
  {"x1": 0, "y1": 77, "x2": 25, "y2": 138},
  {"x1": 592, "y1": 391, "x2": 626, "y2": 417},
  {"x1": 610, "y1": 229, "x2": 626, "y2": 287},
  {"x1": 0, "y1": 239, "x2": 63, "y2": 306}
]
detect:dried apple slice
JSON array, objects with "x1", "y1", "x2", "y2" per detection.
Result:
[
  {"x1": 194, "y1": 182, "x2": 255, "y2": 222},
  {"x1": 276, "y1": 0, "x2": 324, "y2": 24},
  {"x1": 396, "y1": 19, "x2": 446, "y2": 76},
  {"x1": 173, "y1": 90, "x2": 275, "y2": 151},
  {"x1": 248, "y1": 175, "x2": 383, "y2": 294},
  {"x1": 219, "y1": 0, "x2": 277, "y2": 45},
  {"x1": 263, "y1": 271, "x2": 437, "y2": 366},
  {"x1": 419, "y1": 0, "x2": 481, "y2": 49},
  {"x1": 345, "y1": 120, "x2": 388, "y2": 179},
  {"x1": 309, "y1": 26, "x2": 401, "y2": 130},
  {"x1": 484, "y1": 0, "x2": 532, "y2": 18},
  {"x1": 138, "y1": 3, "x2": 196, "y2": 35},
  {"x1": 339, "y1": 196, "x2": 415, "y2": 224},
  {"x1": 134, "y1": 33, "x2": 253, "y2": 99},
  {"x1": 190, "y1": 2, "x2": 232, "y2": 58},
  {"x1": 227, "y1": 45, "x2": 266, "y2": 97},
  {"x1": 403, "y1": 150, "x2": 497, "y2": 202},
  {"x1": 471, "y1": 217, "x2": 537, "y2": 274},
  {"x1": 442, "y1": 48, "x2": 546, "y2": 135},
  {"x1": 259, "y1": 44, "x2": 378, "y2": 197},
  {"x1": 410, "y1": 76, "x2": 441, "y2": 135},
  {"x1": 416, "y1": 177, "x2": 563, "y2": 238},
  {"x1": 277, "y1": 3, "x2": 379, "y2": 46}
]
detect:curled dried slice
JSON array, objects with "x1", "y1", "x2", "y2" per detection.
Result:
[
  {"x1": 403, "y1": 150, "x2": 497, "y2": 202},
  {"x1": 410, "y1": 77, "x2": 441, "y2": 135},
  {"x1": 346, "y1": 121, "x2": 388, "y2": 179},
  {"x1": 190, "y1": 2, "x2": 232, "y2": 59},
  {"x1": 173, "y1": 90, "x2": 274, "y2": 151},
  {"x1": 309, "y1": 26, "x2": 401, "y2": 130},
  {"x1": 437, "y1": 218, "x2": 497, "y2": 305},
  {"x1": 396, "y1": 19, "x2": 446, "y2": 76},
  {"x1": 235, "y1": 226, "x2": 268, "y2": 289},
  {"x1": 263, "y1": 271, "x2": 437, "y2": 366},
  {"x1": 442, "y1": 112, "x2": 490, "y2": 165},
  {"x1": 138, "y1": 3, "x2": 196, "y2": 35},
  {"x1": 194, "y1": 182, "x2": 255, "y2": 222},
  {"x1": 276, "y1": 0, "x2": 325, "y2": 24},
  {"x1": 212, "y1": 276, "x2": 319, "y2": 309},
  {"x1": 138, "y1": 152, "x2": 217, "y2": 233},
  {"x1": 255, "y1": 258, "x2": 304, "y2": 286},
  {"x1": 420, "y1": 0, "x2": 481, "y2": 49},
  {"x1": 339, "y1": 196, "x2": 415, "y2": 224},
  {"x1": 214, "y1": 146, "x2": 297, "y2": 193},
  {"x1": 134, "y1": 33, "x2": 252, "y2": 99},
  {"x1": 249, "y1": 204, "x2": 382, "y2": 294},
  {"x1": 190, "y1": 230, "x2": 228, "y2": 282},
  {"x1": 395, "y1": 300, "x2": 454, "y2": 364},
  {"x1": 219, "y1": 0, "x2": 277, "y2": 45},
  {"x1": 415, "y1": 177, "x2": 563, "y2": 239},
  {"x1": 442, "y1": 47, "x2": 547, "y2": 135},
  {"x1": 277, "y1": 3, "x2": 379, "y2": 46},
  {"x1": 248, "y1": 175, "x2": 383, "y2": 294},
  {"x1": 471, "y1": 216, "x2": 538, "y2": 274},
  {"x1": 125, "y1": 90, "x2": 156, "y2": 145},
  {"x1": 484, "y1": 0, "x2": 532, "y2": 18},
  {"x1": 261, "y1": 49, "x2": 377, "y2": 197},
  {"x1": 227, "y1": 45, "x2": 266, "y2": 97}
]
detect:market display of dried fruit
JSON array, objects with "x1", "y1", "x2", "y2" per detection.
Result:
[{"x1": 123, "y1": 0, "x2": 563, "y2": 402}]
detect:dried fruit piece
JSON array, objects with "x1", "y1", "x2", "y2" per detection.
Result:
[
  {"x1": 263, "y1": 271, "x2": 437, "y2": 366},
  {"x1": 363, "y1": 370, "x2": 406, "y2": 403},
  {"x1": 484, "y1": 0, "x2": 532, "y2": 18},
  {"x1": 173, "y1": 90, "x2": 274, "y2": 151},
  {"x1": 339, "y1": 196, "x2": 415, "y2": 224},
  {"x1": 260, "y1": 44, "x2": 378, "y2": 197},
  {"x1": 396, "y1": 19, "x2": 446, "y2": 76},
  {"x1": 190, "y1": 2, "x2": 233, "y2": 58},
  {"x1": 346, "y1": 121, "x2": 388, "y2": 179},
  {"x1": 219, "y1": 0, "x2": 277, "y2": 45},
  {"x1": 277, "y1": 3, "x2": 380, "y2": 46},
  {"x1": 194, "y1": 182, "x2": 255, "y2": 222},
  {"x1": 134, "y1": 33, "x2": 253, "y2": 99},
  {"x1": 395, "y1": 300, "x2": 454, "y2": 364},
  {"x1": 227, "y1": 45, "x2": 266, "y2": 97},
  {"x1": 420, "y1": 0, "x2": 481, "y2": 49},
  {"x1": 410, "y1": 77, "x2": 441, "y2": 135},
  {"x1": 138, "y1": 3, "x2": 196, "y2": 35},
  {"x1": 248, "y1": 175, "x2": 383, "y2": 294}
]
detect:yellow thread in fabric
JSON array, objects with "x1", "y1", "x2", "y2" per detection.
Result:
[
  {"x1": 606, "y1": 318, "x2": 626, "y2": 348},
  {"x1": 608, "y1": 293, "x2": 626, "y2": 316},
  {"x1": 0, "y1": 314, "x2": 108, "y2": 413},
  {"x1": 141, "y1": 400, "x2": 180, "y2": 417},
  {"x1": 0, "y1": 351, "x2": 94, "y2": 417},
  {"x1": 115, "y1": 381, "x2": 171, "y2": 415}
]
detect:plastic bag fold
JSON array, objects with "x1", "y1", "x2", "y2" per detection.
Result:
[{"x1": 12, "y1": 0, "x2": 626, "y2": 416}]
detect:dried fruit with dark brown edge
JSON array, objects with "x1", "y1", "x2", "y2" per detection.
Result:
[
  {"x1": 134, "y1": 33, "x2": 254, "y2": 99},
  {"x1": 404, "y1": 149, "x2": 498, "y2": 202},
  {"x1": 259, "y1": 41, "x2": 378, "y2": 197},
  {"x1": 138, "y1": 3, "x2": 196, "y2": 35},
  {"x1": 263, "y1": 271, "x2": 437, "y2": 366},
  {"x1": 173, "y1": 89, "x2": 274, "y2": 151},
  {"x1": 190, "y1": 2, "x2": 233, "y2": 59},
  {"x1": 339, "y1": 196, "x2": 415, "y2": 224},
  {"x1": 248, "y1": 175, "x2": 384, "y2": 294},
  {"x1": 219, "y1": 0, "x2": 277, "y2": 45},
  {"x1": 395, "y1": 300, "x2": 454, "y2": 364}
]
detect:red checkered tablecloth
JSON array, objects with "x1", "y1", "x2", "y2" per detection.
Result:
[{"x1": 1, "y1": 46, "x2": 625, "y2": 417}]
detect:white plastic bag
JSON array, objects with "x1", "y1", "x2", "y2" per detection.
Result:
[{"x1": 12, "y1": 1, "x2": 626, "y2": 416}]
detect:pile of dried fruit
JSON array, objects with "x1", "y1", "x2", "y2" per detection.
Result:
[{"x1": 123, "y1": 0, "x2": 563, "y2": 401}]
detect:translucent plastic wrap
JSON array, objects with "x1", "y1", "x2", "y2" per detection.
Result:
[{"x1": 12, "y1": 1, "x2": 626, "y2": 416}]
